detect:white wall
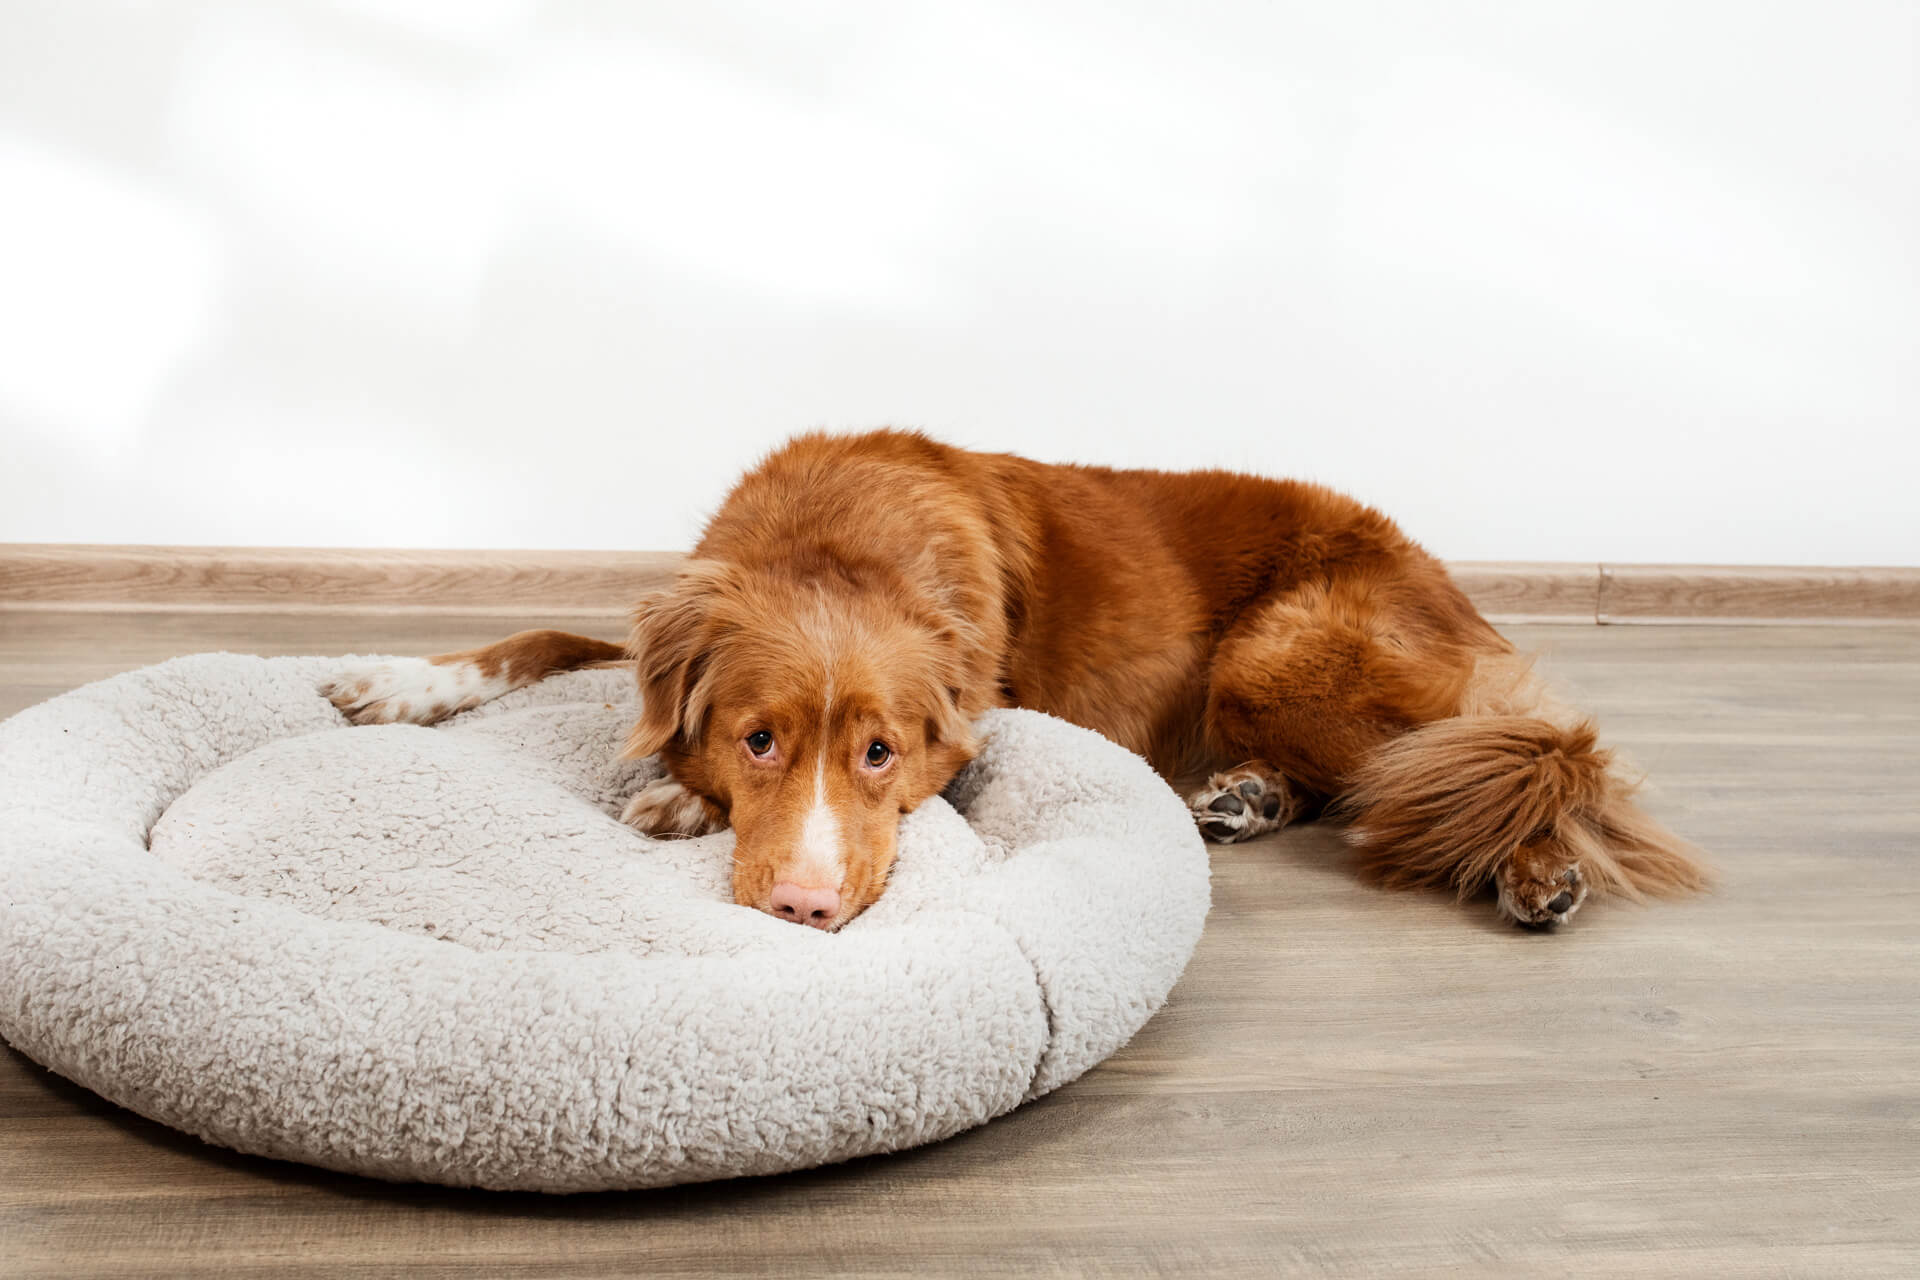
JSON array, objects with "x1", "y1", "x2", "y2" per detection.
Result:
[{"x1": 2, "y1": 0, "x2": 1915, "y2": 564}]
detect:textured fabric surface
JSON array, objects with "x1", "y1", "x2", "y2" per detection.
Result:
[{"x1": 0, "y1": 655, "x2": 1209, "y2": 1191}]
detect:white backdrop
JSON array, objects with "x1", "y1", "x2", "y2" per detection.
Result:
[{"x1": 2, "y1": 0, "x2": 1915, "y2": 563}]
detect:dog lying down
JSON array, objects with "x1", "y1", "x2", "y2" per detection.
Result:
[{"x1": 325, "y1": 430, "x2": 1708, "y2": 933}]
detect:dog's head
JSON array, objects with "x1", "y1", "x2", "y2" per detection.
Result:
[{"x1": 624, "y1": 561, "x2": 980, "y2": 930}]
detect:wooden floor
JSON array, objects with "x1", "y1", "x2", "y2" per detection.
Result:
[{"x1": 2, "y1": 611, "x2": 1916, "y2": 1277}]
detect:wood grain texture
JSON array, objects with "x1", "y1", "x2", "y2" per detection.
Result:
[
  {"x1": 6, "y1": 546, "x2": 1918, "y2": 624},
  {"x1": 0, "y1": 550, "x2": 1598, "y2": 624},
  {"x1": 1445, "y1": 560, "x2": 1598, "y2": 622},
  {"x1": 0, "y1": 544, "x2": 682, "y2": 616},
  {"x1": 1600, "y1": 563, "x2": 1920, "y2": 624},
  {"x1": 3, "y1": 612, "x2": 1918, "y2": 1276}
]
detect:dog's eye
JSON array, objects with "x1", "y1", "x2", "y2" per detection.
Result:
[
  {"x1": 745, "y1": 730, "x2": 774, "y2": 757},
  {"x1": 865, "y1": 740, "x2": 891, "y2": 768}
]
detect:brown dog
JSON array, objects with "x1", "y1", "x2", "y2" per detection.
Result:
[{"x1": 326, "y1": 429, "x2": 1708, "y2": 931}]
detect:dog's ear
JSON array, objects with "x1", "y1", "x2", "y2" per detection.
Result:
[
  {"x1": 921, "y1": 686, "x2": 978, "y2": 779},
  {"x1": 623, "y1": 560, "x2": 731, "y2": 759},
  {"x1": 914, "y1": 612, "x2": 984, "y2": 773}
]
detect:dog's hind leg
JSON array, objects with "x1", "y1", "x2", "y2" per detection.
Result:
[
  {"x1": 323, "y1": 629, "x2": 629, "y2": 726},
  {"x1": 1199, "y1": 574, "x2": 1467, "y2": 795},
  {"x1": 1197, "y1": 571, "x2": 1708, "y2": 926},
  {"x1": 1191, "y1": 576, "x2": 1434, "y2": 845},
  {"x1": 1324, "y1": 604, "x2": 1709, "y2": 926}
]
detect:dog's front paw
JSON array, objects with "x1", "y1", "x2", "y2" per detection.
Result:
[
  {"x1": 621, "y1": 778, "x2": 727, "y2": 838},
  {"x1": 1496, "y1": 852, "x2": 1588, "y2": 928},
  {"x1": 322, "y1": 657, "x2": 501, "y2": 726},
  {"x1": 1187, "y1": 765, "x2": 1300, "y2": 844}
]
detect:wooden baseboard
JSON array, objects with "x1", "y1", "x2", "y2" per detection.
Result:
[
  {"x1": 1596, "y1": 564, "x2": 1920, "y2": 624},
  {"x1": 1441, "y1": 563, "x2": 1603, "y2": 624},
  {"x1": 0, "y1": 545, "x2": 679, "y2": 618},
  {"x1": 1, "y1": 545, "x2": 1915, "y2": 624}
]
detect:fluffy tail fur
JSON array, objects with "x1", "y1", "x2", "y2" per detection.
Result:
[{"x1": 1339, "y1": 711, "x2": 1711, "y2": 924}]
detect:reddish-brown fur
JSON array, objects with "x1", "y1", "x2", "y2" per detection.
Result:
[
  {"x1": 419, "y1": 429, "x2": 1710, "y2": 929},
  {"x1": 432, "y1": 630, "x2": 627, "y2": 684}
]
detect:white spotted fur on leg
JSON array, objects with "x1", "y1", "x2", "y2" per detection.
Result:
[
  {"x1": 322, "y1": 657, "x2": 512, "y2": 726},
  {"x1": 1187, "y1": 763, "x2": 1302, "y2": 844},
  {"x1": 621, "y1": 778, "x2": 728, "y2": 838}
]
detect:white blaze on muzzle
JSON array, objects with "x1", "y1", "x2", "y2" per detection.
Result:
[{"x1": 789, "y1": 758, "x2": 846, "y2": 890}]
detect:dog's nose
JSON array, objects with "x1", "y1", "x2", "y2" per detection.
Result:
[{"x1": 770, "y1": 882, "x2": 841, "y2": 929}]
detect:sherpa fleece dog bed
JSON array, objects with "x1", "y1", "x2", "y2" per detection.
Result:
[{"x1": 0, "y1": 654, "x2": 1209, "y2": 1192}]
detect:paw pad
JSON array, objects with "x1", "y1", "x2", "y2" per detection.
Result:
[
  {"x1": 1497, "y1": 862, "x2": 1589, "y2": 928},
  {"x1": 1188, "y1": 768, "x2": 1296, "y2": 845}
]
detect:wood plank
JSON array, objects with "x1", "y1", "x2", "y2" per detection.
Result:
[
  {"x1": 1600, "y1": 563, "x2": 1920, "y2": 625},
  {"x1": 2, "y1": 614, "x2": 1918, "y2": 1275},
  {"x1": 1446, "y1": 560, "x2": 1598, "y2": 622},
  {"x1": 5, "y1": 547, "x2": 1917, "y2": 624},
  {"x1": 0, "y1": 545, "x2": 680, "y2": 616}
]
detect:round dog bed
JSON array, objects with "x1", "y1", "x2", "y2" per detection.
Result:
[{"x1": 0, "y1": 654, "x2": 1209, "y2": 1191}]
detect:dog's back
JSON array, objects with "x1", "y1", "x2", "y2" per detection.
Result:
[{"x1": 709, "y1": 430, "x2": 1499, "y2": 777}]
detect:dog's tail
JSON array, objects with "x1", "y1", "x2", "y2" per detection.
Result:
[{"x1": 1338, "y1": 710, "x2": 1710, "y2": 921}]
